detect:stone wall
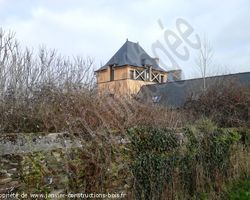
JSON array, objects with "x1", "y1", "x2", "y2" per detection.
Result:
[{"x1": 0, "y1": 132, "x2": 130, "y2": 198}]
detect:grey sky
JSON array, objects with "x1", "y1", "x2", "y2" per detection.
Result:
[{"x1": 0, "y1": 0, "x2": 249, "y2": 78}]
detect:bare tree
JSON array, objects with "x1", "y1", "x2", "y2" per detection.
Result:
[
  {"x1": 0, "y1": 28, "x2": 96, "y2": 101},
  {"x1": 195, "y1": 37, "x2": 213, "y2": 91}
]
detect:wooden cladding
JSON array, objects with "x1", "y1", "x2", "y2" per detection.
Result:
[
  {"x1": 97, "y1": 65, "x2": 166, "y2": 84},
  {"x1": 129, "y1": 68, "x2": 165, "y2": 83},
  {"x1": 96, "y1": 65, "x2": 167, "y2": 95}
]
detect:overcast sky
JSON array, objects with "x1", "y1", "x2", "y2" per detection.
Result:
[{"x1": 0, "y1": 0, "x2": 249, "y2": 78}]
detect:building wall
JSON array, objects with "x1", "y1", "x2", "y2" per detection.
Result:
[
  {"x1": 97, "y1": 80, "x2": 128, "y2": 95},
  {"x1": 97, "y1": 79, "x2": 156, "y2": 96},
  {"x1": 96, "y1": 65, "x2": 168, "y2": 95},
  {"x1": 114, "y1": 66, "x2": 129, "y2": 80},
  {"x1": 126, "y1": 79, "x2": 156, "y2": 95},
  {"x1": 97, "y1": 65, "x2": 130, "y2": 83},
  {"x1": 96, "y1": 67, "x2": 110, "y2": 83}
]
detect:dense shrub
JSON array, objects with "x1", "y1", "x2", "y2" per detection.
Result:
[
  {"x1": 184, "y1": 81, "x2": 250, "y2": 127},
  {"x1": 127, "y1": 127, "x2": 179, "y2": 200},
  {"x1": 1, "y1": 119, "x2": 249, "y2": 199},
  {"x1": 226, "y1": 177, "x2": 250, "y2": 199},
  {"x1": 127, "y1": 120, "x2": 250, "y2": 200},
  {"x1": 180, "y1": 119, "x2": 241, "y2": 196},
  {"x1": 0, "y1": 85, "x2": 184, "y2": 134}
]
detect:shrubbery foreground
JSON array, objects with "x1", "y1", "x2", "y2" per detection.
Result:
[
  {"x1": 128, "y1": 120, "x2": 250, "y2": 199},
  {"x1": 0, "y1": 28, "x2": 249, "y2": 199},
  {"x1": 1, "y1": 120, "x2": 249, "y2": 199}
]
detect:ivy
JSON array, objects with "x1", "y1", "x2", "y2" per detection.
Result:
[
  {"x1": 127, "y1": 126, "x2": 179, "y2": 200},
  {"x1": 127, "y1": 120, "x2": 247, "y2": 199}
]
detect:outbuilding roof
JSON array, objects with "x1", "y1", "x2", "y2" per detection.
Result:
[{"x1": 138, "y1": 72, "x2": 250, "y2": 107}]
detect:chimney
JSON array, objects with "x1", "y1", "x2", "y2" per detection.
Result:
[{"x1": 154, "y1": 57, "x2": 159, "y2": 64}]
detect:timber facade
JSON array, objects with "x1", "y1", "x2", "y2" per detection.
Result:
[{"x1": 95, "y1": 40, "x2": 172, "y2": 96}]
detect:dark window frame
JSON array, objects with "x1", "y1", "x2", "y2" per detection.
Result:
[{"x1": 110, "y1": 67, "x2": 114, "y2": 81}]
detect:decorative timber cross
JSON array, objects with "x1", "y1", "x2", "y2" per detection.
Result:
[{"x1": 132, "y1": 66, "x2": 162, "y2": 83}]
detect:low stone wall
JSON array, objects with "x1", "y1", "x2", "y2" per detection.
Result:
[
  {"x1": 0, "y1": 132, "x2": 82, "y2": 156},
  {"x1": 0, "y1": 150, "x2": 79, "y2": 195},
  {"x1": 0, "y1": 155, "x2": 21, "y2": 193},
  {"x1": 0, "y1": 132, "x2": 130, "y2": 197},
  {"x1": 0, "y1": 132, "x2": 79, "y2": 194}
]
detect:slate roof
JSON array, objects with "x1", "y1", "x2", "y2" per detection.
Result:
[
  {"x1": 96, "y1": 40, "x2": 167, "y2": 72},
  {"x1": 138, "y1": 72, "x2": 250, "y2": 107}
]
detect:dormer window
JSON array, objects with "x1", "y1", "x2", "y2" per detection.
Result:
[{"x1": 152, "y1": 95, "x2": 161, "y2": 103}]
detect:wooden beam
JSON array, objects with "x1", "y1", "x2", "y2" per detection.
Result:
[
  {"x1": 149, "y1": 67, "x2": 152, "y2": 81},
  {"x1": 151, "y1": 72, "x2": 160, "y2": 82},
  {"x1": 135, "y1": 69, "x2": 147, "y2": 81}
]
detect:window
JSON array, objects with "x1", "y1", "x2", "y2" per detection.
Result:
[
  {"x1": 130, "y1": 69, "x2": 148, "y2": 81},
  {"x1": 136, "y1": 70, "x2": 145, "y2": 81},
  {"x1": 130, "y1": 70, "x2": 134, "y2": 79},
  {"x1": 152, "y1": 96, "x2": 161, "y2": 103},
  {"x1": 160, "y1": 75, "x2": 164, "y2": 83},
  {"x1": 146, "y1": 71, "x2": 150, "y2": 80},
  {"x1": 152, "y1": 77, "x2": 158, "y2": 83},
  {"x1": 110, "y1": 68, "x2": 114, "y2": 81}
]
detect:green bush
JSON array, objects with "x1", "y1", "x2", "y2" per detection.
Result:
[
  {"x1": 127, "y1": 126, "x2": 179, "y2": 200},
  {"x1": 127, "y1": 120, "x2": 248, "y2": 199},
  {"x1": 180, "y1": 119, "x2": 241, "y2": 196},
  {"x1": 238, "y1": 128, "x2": 250, "y2": 147},
  {"x1": 227, "y1": 177, "x2": 250, "y2": 200}
]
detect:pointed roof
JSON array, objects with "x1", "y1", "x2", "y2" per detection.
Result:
[{"x1": 96, "y1": 40, "x2": 166, "y2": 72}]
